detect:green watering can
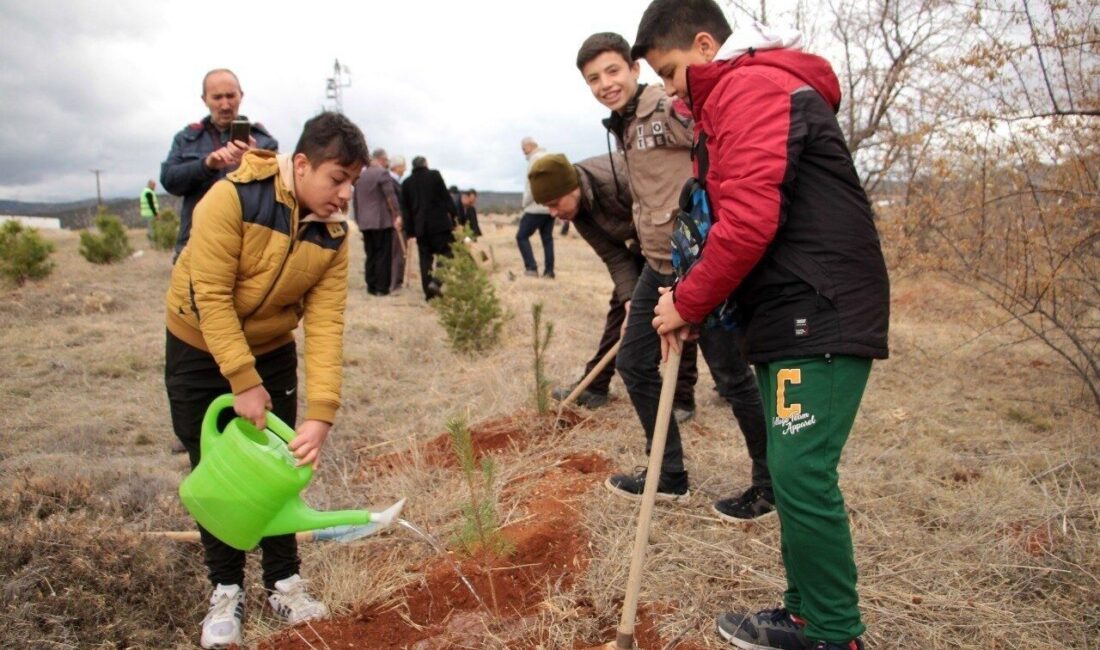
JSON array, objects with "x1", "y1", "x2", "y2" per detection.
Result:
[{"x1": 180, "y1": 394, "x2": 405, "y2": 551}]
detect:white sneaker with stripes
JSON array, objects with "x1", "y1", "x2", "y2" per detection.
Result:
[
  {"x1": 267, "y1": 574, "x2": 329, "y2": 625},
  {"x1": 200, "y1": 583, "x2": 244, "y2": 649}
]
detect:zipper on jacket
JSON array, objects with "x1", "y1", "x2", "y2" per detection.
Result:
[{"x1": 241, "y1": 219, "x2": 302, "y2": 325}]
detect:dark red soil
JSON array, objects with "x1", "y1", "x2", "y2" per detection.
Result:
[
  {"x1": 264, "y1": 417, "x2": 707, "y2": 649},
  {"x1": 366, "y1": 412, "x2": 583, "y2": 475}
]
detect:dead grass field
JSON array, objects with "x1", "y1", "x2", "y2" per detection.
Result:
[{"x1": 0, "y1": 218, "x2": 1097, "y2": 648}]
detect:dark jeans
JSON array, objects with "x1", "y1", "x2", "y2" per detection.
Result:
[
  {"x1": 165, "y1": 331, "x2": 300, "y2": 589},
  {"x1": 516, "y1": 212, "x2": 555, "y2": 274},
  {"x1": 584, "y1": 290, "x2": 698, "y2": 410},
  {"x1": 417, "y1": 229, "x2": 454, "y2": 298},
  {"x1": 363, "y1": 228, "x2": 394, "y2": 295},
  {"x1": 616, "y1": 265, "x2": 769, "y2": 486}
]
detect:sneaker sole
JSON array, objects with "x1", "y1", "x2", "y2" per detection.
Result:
[
  {"x1": 715, "y1": 622, "x2": 774, "y2": 650},
  {"x1": 604, "y1": 477, "x2": 690, "y2": 502},
  {"x1": 200, "y1": 635, "x2": 241, "y2": 650},
  {"x1": 711, "y1": 503, "x2": 779, "y2": 524}
]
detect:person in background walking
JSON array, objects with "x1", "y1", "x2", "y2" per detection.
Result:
[
  {"x1": 516, "y1": 136, "x2": 555, "y2": 278},
  {"x1": 387, "y1": 155, "x2": 408, "y2": 293},
  {"x1": 352, "y1": 148, "x2": 401, "y2": 296},
  {"x1": 402, "y1": 156, "x2": 458, "y2": 300}
]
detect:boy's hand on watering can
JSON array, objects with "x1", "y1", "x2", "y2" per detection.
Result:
[
  {"x1": 289, "y1": 420, "x2": 331, "y2": 469},
  {"x1": 235, "y1": 385, "x2": 272, "y2": 429}
]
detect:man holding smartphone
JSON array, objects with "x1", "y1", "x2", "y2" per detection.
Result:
[{"x1": 161, "y1": 68, "x2": 278, "y2": 259}]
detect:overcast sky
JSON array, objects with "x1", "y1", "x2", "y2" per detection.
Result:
[{"x1": 0, "y1": 0, "x2": 698, "y2": 203}]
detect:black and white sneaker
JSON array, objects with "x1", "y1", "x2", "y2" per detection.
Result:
[
  {"x1": 605, "y1": 467, "x2": 690, "y2": 502},
  {"x1": 713, "y1": 485, "x2": 777, "y2": 522},
  {"x1": 716, "y1": 607, "x2": 812, "y2": 649}
]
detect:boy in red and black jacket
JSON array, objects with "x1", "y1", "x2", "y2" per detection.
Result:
[{"x1": 636, "y1": 1, "x2": 889, "y2": 649}]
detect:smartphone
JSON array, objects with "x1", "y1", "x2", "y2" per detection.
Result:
[{"x1": 229, "y1": 118, "x2": 251, "y2": 144}]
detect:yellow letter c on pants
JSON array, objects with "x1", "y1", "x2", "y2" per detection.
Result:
[{"x1": 776, "y1": 369, "x2": 802, "y2": 419}]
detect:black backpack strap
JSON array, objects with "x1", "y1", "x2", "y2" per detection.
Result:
[{"x1": 691, "y1": 131, "x2": 710, "y2": 187}]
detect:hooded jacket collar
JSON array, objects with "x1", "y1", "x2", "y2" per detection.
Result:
[
  {"x1": 686, "y1": 24, "x2": 840, "y2": 121},
  {"x1": 275, "y1": 153, "x2": 348, "y2": 224}
]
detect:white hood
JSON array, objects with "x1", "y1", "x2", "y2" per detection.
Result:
[{"x1": 715, "y1": 21, "x2": 802, "y2": 62}]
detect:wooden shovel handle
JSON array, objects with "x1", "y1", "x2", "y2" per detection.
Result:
[
  {"x1": 556, "y1": 340, "x2": 621, "y2": 416},
  {"x1": 615, "y1": 347, "x2": 682, "y2": 649}
]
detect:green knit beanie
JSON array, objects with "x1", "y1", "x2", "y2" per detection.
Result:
[{"x1": 528, "y1": 154, "x2": 579, "y2": 204}]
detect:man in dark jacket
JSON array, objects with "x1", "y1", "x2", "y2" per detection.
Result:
[
  {"x1": 457, "y1": 189, "x2": 482, "y2": 238},
  {"x1": 638, "y1": 2, "x2": 890, "y2": 648},
  {"x1": 402, "y1": 156, "x2": 458, "y2": 300},
  {"x1": 529, "y1": 153, "x2": 696, "y2": 412},
  {"x1": 160, "y1": 68, "x2": 278, "y2": 258},
  {"x1": 353, "y1": 148, "x2": 402, "y2": 295}
]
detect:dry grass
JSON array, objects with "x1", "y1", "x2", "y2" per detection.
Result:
[{"x1": 0, "y1": 220, "x2": 1096, "y2": 648}]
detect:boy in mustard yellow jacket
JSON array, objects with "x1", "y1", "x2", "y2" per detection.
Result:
[{"x1": 164, "y1": 112, "x2": 367, "y2": 649}]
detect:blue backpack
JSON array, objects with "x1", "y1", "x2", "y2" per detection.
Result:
[{"x1": 670, "y1": 136, "x2": 739, "y2": 330}]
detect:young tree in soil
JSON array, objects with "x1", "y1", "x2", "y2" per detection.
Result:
[
  {"x1": 433, "y1": 238, "x2": 504, "y2": 353},
  {"x1": 148, "y1": 208, "x2": 179, "y2": 251},
  {"x1": 446, "y1": 415, "x2": 513, "y2": 611},
  {"x1": 0, "y1": 220, "x2": 55, "y2": 286},
  {"x1": 79, "y1": 208, "x2": 132, "y2": 264},
  {"x1": 531, "y1": 302, "x2": 554, "y2": 414}
]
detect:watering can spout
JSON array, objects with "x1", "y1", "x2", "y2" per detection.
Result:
[{"x1": 263, "y1": 497, "x2": 407, "y2": 538}]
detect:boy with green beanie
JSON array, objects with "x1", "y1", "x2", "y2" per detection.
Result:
[
  {"x1": 637, "y1": 1, "x2": 890, "y2": 648},
  {"x1": 530, "y1": 153, "x2": 696, "y2": 409},
  {"x1": 576, "y1": 31, "x2": 773, "y2": 521}
]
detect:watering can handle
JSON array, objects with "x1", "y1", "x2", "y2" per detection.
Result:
[
  {"x1": 200, "y1": 393, "x2": 299, "y2": 457},
  {"x1": 200, "y1": 394, "x2": 237, "y2": 459}
]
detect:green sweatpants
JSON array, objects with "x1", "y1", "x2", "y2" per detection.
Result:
[{"x1": 755, "y1": 354, "x2": 871, "y2": 643}]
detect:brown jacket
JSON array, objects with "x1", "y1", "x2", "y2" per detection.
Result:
[
  {"x1": 165, "y1": 151, "x2": 349, "y2": 423},
  {"x1": 603, "y1": 83, "x2": 694, "y2": 274},
  {"x1": 573, "y1": 154, "x2": 642, "y2": 304}
]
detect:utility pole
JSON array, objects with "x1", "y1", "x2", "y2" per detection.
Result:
[
  {"x1": 324, "y1": 59, "x2": 351, "y2": 113},
  {"x1": 90, "y1": 169, "x2": 103, "y2": 208}
]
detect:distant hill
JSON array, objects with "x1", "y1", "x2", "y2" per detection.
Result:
[
  {"x1": 473, "y1": 191, "x2": 521, "y2": 215},
  {"x1": 0, "y1": 196, "x2": 180, "y2": 230},
  {"x1": 0, "y1": 190, "x2": 522, "y2": 230}
]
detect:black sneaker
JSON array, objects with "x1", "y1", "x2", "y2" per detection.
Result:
[
  {"x1": 713, "y1": 485, "x2": 776, "y2": 522},
  {"x1": 551, "y1": 383, "x2": 609, "y2": 408},
  {"x1": 543, "y1": 270, "x2": 556, "y2": 279},
  {"x1": 716, "y1": 607, "x2": 811, "y2": 649},
  {"x1": 605, "y1": 467, "x2": 689, "y2": 502},
  {"x1": 812, "y1": 641, "x2": 864, "y2": 650}
]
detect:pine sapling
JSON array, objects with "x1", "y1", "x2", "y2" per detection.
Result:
[
  {"x1": 433, "y1": 238, "x2": 504, "y2": 353},
  {"x1": 79, "y1": 208, "x2": 132, "y2": 264},
  {"x1": 446, "y1": 415, "x2": 512, "y2": 611},
  {"x1": 0, "y1": 220, "x2": 55, "y2": 286},
  {"x1": 531, "y1": 302, "x2": 554, "y2": 414}
]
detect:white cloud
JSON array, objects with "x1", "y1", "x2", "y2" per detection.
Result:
[{"x1": 0, "y1": 0, "x2": 665, "y2": 201}]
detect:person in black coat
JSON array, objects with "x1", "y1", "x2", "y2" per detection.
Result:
[
  {"x1": 402, "y1": 156, "x2": 458, "y2": 299},
  {"x1": 457, "y1": 189, "x2": 482, "y2": 238}
]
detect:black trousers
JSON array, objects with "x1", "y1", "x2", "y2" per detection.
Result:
[
  {"x1": 418, "y1": 229, "x2": 455, "y2": 298},
  {"x1": 584, "y1": 290, "x2": 698, "y2": 409},
  {"x1": 165, "y1": 331, "x2": 300, "y2": 589},
  {"x1": 363, "y1": 228, "x2": 394, "y2": 295},
  {"x1": 616, "y1": 265, "x2": 769, "y2": 486}
]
